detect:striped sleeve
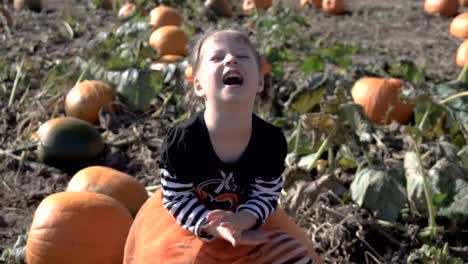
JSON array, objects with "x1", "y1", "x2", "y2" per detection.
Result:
[
  {"x1": 235, "y1": 175, "x2": 283, "y2": 228},
  {"x1": 236, "y1": 125, "x2": 288, "y2": 229},
  {"x1": 159, "y1": 127, "x2": 213, "y2": 240}
]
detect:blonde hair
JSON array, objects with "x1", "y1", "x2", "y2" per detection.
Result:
[{"x1": 184, "y1": 29, "x2": 271, "y2": 111}]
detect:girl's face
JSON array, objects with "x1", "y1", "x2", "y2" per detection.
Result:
[{"x1": 193, "y1": 34, "x2": 263, "y2": 106}]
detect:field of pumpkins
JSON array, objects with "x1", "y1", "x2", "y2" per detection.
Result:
[{"x1": 1, "y1": 0, "x2": 468, "y2": 263}]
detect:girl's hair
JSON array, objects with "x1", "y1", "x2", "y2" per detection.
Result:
[{"x1": 184, "y1": 29, "x2": 272, "y2": 111}]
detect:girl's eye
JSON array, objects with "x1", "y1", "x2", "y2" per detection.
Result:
[{"x1": 238, "y1": 55, "x2": 249, "y2": 59}]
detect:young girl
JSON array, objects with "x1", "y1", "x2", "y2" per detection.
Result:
[{"x1": 124, "y1": 29, "x2": 322, "y2": 264}]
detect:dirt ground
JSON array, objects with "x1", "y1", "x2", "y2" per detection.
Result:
[{"x1": 1, "y1": 0, "x2": 467, "y2": 263}]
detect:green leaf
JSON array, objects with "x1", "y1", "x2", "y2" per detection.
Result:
[
  {"x1": 318, "y1": 44, "x2": 357, "y2": 69},
  {"x1": 404, "y1": 151, "x2": 428, "y2": 216},
  {"x1": 350, "y1": 167, "x2": 406, "y2": 222},
  {"x1": 287, "y1": 87, "x2": 325, "y2": 114},
  {"x1": 338, "y1": 156, "x2": 357, "y2": 171},
  {"x1": 302, "y1": 55, "x2": 324, "y2": 73},
  {"x1": 337, "y1": 102, "x2": 373, "y2": 143},
  {"x1": 272, "y1": 117, "x2": 289, "y2": 128},
  {"x1": 432, "y1": 80, "x2": 468, "y2": 141},
  {"x1": 387, "y1": 60, "x2": 425, "y2": 84}
]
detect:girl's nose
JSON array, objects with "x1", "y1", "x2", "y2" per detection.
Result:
[{"x1": 223, "y1": 54, "x2": 238, "y2": 66}]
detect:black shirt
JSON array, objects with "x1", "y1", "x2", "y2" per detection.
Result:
[{"x1": 158, "y1": 111, "x2": 288, "y2": 239}]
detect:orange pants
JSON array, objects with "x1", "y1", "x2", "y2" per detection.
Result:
[{"x1": 124, "y1": 189, "x2": 322, "y2": 264}]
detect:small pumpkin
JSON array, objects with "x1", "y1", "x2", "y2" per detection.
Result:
[
  {"x1": 149, "y1": 5, "x2": 183, "y2": 29},
  {"x1": 450, "y1": 12, "x2": 468, "y2": 38},
  {"x1": 65, "y1": 80, "x2": 115, "y2": 125},
  {"x1": 204, "y1": 0, "x2": 233, "y2": 17},
  {"x1": 66, "y1": 166, "x2": 149, "y2": 216},
  {"x1": 351, "y1": 78, "x2": 414, "y2": 125},
  {"x1": 456, "y1": 39, "x2": 468, "y2": 67},
  {"x1": 185, "y1": 65, "x2": 193, "y2": 83},
  {"x1": 424, "y1": 0, "x2": 459, "y2": 17},
  {"x1": 300, "y1": 0, "x2": 322, "y2": 8},
  {"x1": 118, "y1": 2, "x2": 136, "y2": 18},
  {"x1": 242, "y1": 0, "x2": 272, "y2": 12},
  {"x1": 0, "y1": 6, "x2": 13, "y2": 30},
  {"x1": 26, "y1": 191, "x2": 132, "y2": 264},
  {"x1": 149, "y1": 25, "x2": 188, "y2": 57},
  {"x1": 35, "y1": 117, "x2": 104, "y2": 170},
  {"x1": 322, "y1": 0, "x2": 345, "y2": 15}
]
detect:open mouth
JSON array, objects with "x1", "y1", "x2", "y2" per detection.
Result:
[{"x1": 223, "y1": 70, "x2": 243, "y2": 86}]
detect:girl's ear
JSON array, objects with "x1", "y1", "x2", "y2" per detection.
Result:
[{"x1": 193, "y1": 77, "x2": 205, "y2": 97}]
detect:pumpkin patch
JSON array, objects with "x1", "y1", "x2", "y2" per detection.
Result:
[{"x1": 2, "y1": 1, "x2": 468, "y2": 264}]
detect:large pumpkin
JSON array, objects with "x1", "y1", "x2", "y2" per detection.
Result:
[
  {"x1": 450, "y1": 12, "x2": 468, "y2": 38},
  {"x1": 149, "y1": 6, "x2": 183, "y2": 29},
  {"x1": 65, "y1": 80, "x2": 115, "y2": 125},
  {"x1": 322, "y1": 0, "x2": 345, "y2": 15},
  {"x1": 424, "y1": 0, "x2": 459, "y2": 17},
  {"x1": 242, "y1": 0, "x2": 272, "y2": 12},
  {"x1": 149, "y1": 25, "x2": 188, "y2": 57},
  {"x1": 351, "y1": 78, "x2": 414, "y2": 125},
  {"x1": 34, "y1": 117, "x2": 104, "y2": 170},
  {"x1": 66, "y1": 166, "x2": 149, "y2": 216},
  {"x1": 26, "y1": 191, "x2": 133, "y2": 264},
  {"x1": 456, "y1": 39, "x2": 468, "y2": 67}
]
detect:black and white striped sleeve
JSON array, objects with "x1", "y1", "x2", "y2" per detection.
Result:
[
  {"x1": 159, "y1": 127, "x2": 214, "y2": 240},
  {"x1": 236, "y1": 126, "x2": 288, "y2": 229}
]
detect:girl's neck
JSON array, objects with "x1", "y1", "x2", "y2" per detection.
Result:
[{"x1": 203, "y1": 105, "x2": 253, "y2": 136}]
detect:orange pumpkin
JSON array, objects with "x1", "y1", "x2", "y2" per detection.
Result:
[
  {"x1": 242, "y1": 0, "x2": 272, "y2": 12},
  {"x1": 66, "y1": 166, "x2": 149, "y2": 216},
  {"x1": 26, "y1": 191, "x2": 133, "y2": 264},
  {"x1": 450, "y1": 12, "x2": 468, "y2": 38},
  {"x1": 118, "y1": 2, "x2": 136, "y2": 18},
  {"x1": 185, "y1": 65, "x2": 193, "y2": 83},
  {"x1": 460, "y1": 0, "x2": 468, "y2": 6},
  {"x1": 65, "y1": 80, "x2": 115, "y2": 125},
  {"x1": 0, "y1": 6, "x2": 13, "y2": 31},
  {"x1": 300, "y1": 0, "x2": 322, "y2": 8},
  {"x1": 149, "y1": 25, "x2": 188, "y2": 57},
  {"x1": 456, "y1": 39, "x2": 468, "y2": 67},
  {"x1": 424, "y1": 0, "x2": 459, "y2": 17},
  {"x1": 204, "y1": 0, "x2": 233, "y2": 17},
  {"x1": 351, "y1": 78, "x2": 414, "y2": 125},
  {"x1": 149, "y1": 5, "x2": 183, "y2": 29},
  {"x1": 322, "y1": 0, "x2": 345, "y2": 15}
]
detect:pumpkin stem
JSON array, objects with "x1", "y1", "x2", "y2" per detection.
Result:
[
  {"x1": 457, "y1": 62, "x2": 468, "y2": 82},
  {"x1": 439, "y1": 91, "x2": 468, "y2": 105}
]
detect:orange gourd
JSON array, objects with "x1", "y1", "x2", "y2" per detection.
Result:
[
  {"x1": 185, "y1": 65, "x2": 193, "y2": 83},
  {"x1": 66, "y1": 166, "x2": 149, "y2": 216},
  {"x1": 26, "y1": 191, "x2": 133, "y2": 264},
  {"x1": 322, "y1": 0, "x2": 345, "y2": 15},
  {"x1": 424, "y1": 0, "x2": 459, "y2": 17},
  {"x1": 149, "y1": 5, "x2": 183, "y2": 29},
  {"x1": 351, "y1": 78, "x2": 414, "y2": 125},
  {"x1": 450, "y1": 12, "x2": 468, "y2": 38},
  {"x1": 242, "y1": 0, "x2": 272, "y2": 12},
  {"x1": 65, "y1": 80, "x2": 115, "y2": 125},
  {"x1": 149, "y1": 25, "x2": 188, "y2": 57},
  {"x1": 118, "y1": 2, "x2": 136, "y2": 18},
  {"x1": 300, "y1": 0, "x2": 322, "y2": 8},
  {"x1": 456, "y1": 39, "x2": 468, "y2": 67}
]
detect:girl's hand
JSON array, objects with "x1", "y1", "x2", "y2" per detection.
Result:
[
  {"x1": 207, "y1": 210, "x2": 257, "y2": 232},
  {"x1": 236, "y1": 229, "x2": 271, "y2": 245}
]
